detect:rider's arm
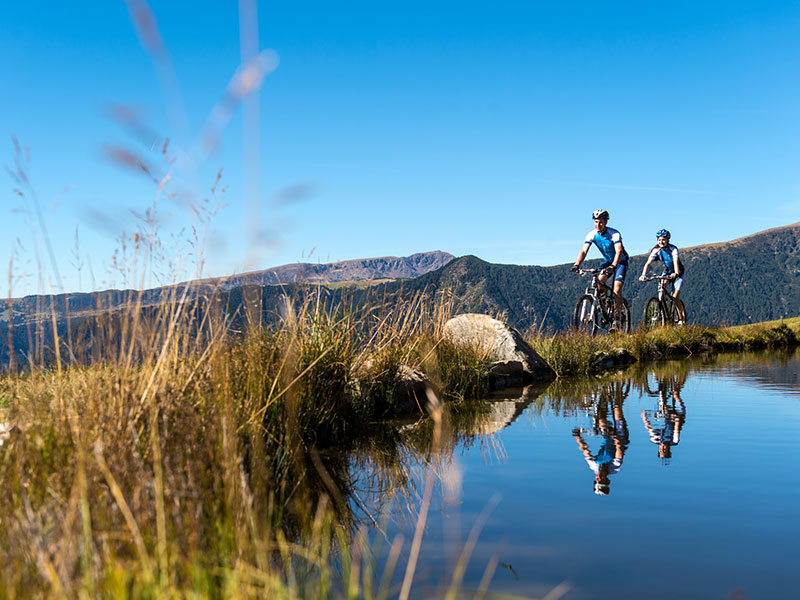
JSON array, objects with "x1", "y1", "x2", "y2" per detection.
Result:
[
  {"x1": 641, "y1": 412, "x2": 653, "y2": 431},
  {"x1": 574, "y1": 244, "x2": 589, "y2": 267},
  {"x1": 573, "y1": 433, "x2": 592, "y2": 459},
  {"x1": 640, "y1": 257, "x2": 654, "y2": 279},
  {"x1": 640, "y1": 250, "x2": 657, "y2": 280},
  {"x1": 611, "y1": 242, "x2": 623, "y2": 268},
  {"x1": 669, "y1": 247, "x2": 680, "y2": 280},
  {"x1": 574, "y1": 234, "x2": 593, "y2": 267}
]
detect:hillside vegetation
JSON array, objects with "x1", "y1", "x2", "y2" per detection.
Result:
[{"x1": 390, "y1": 222, "x2": 800, "y2": 333}]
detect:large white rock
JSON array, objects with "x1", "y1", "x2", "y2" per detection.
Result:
[{"x1": 443, "y1": 313, "x2": 555, "y2": 386}]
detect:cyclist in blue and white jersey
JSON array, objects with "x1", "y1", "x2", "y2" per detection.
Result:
[
  {"x1": 639, "y1": 229, "x2": 686, "y2": 323},
  {"x1": 571, "y1": 209, "x2": 629, "y2": 320}
]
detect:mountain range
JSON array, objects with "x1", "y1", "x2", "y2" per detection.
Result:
[
  {"x1": 0, "y1": 224, "x2": 798, "y2": 366},
  {"x1": 200, "y1": 251, "x2": 455, "y2": 287}
]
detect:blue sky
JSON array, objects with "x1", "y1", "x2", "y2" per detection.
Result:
[{"x1": 2, "y1": 1, "x2": 800, "y2": 296}]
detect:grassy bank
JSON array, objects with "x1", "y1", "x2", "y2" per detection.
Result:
[{"x1": 530, "y1": 318, "x2": 800, "y2": 377}]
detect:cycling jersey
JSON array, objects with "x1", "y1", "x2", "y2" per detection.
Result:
[
  {"x1": 583, "y1": 227, "x2": 629, "y2": 264},
  {"x1": 584, "y1": 439, "x2": 623, "y2": 475},
  {"x1": 648, "y1": 243, "x2": 683, "y2": 276}
]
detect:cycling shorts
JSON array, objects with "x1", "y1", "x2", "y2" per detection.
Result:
[
  {"x1": 663, "y1": 271, "x2": 684, "y2": 292},
  {"x1": 600, "y1": 260, "x2": 627, "y2": 283}
]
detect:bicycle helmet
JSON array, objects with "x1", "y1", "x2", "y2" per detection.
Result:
[
  {"x1": 656, "y1": 229, "x2": 671, "y2": 239},
  {"x1": 592, "y1": 209, "x2": 609, "y2": 221},
  {"x1": 593, "y1": 481, "x2": 610, "y2": 495}
]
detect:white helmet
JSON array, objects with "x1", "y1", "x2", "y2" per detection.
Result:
[{"x1": 592, "y1": 209, "x2": 609, "y2": 220}]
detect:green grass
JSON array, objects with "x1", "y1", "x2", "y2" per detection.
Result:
[{"x1": 530, "y1": 320, "x2": 798, "y2": 378}]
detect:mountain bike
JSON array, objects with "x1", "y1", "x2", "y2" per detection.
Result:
[
  {"x1": 573, "y1": 268, "x2": 631, "y2": 335},
  {"x1": 640, "y1": 275, "x2": 687, "y2": 330}
]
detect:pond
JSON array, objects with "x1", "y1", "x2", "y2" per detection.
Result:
[{"x1": 345, "y1": 349, "x2": 800, "y2": 599}]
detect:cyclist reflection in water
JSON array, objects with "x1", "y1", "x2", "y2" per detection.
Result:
[
  {"x1": 573, "y1": 381, "x2": 630, "y2": 495},
  {"x1": 641, "y1": 373, "x2": 687, "y2": 463}
]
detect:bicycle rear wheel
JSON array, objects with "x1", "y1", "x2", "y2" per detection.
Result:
[
  {"x1": 603, "y1": 297, "x2": 632, "y2": 335},
  {"x1": 574, "y1": 294, "x2": 599, "y2": 335},
  {"x1": 642, "y1": 297, "x2": 665, "y2": 330},
  {"x1": 670, "y1": 298, "x2": 687, "y2": 325},
  {"x1": 619, "y1": 297, "x2": 632, "y2": 334}
]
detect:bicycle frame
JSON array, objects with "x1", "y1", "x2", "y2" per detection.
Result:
[
  {"x1": 641, "y1": 275, "x2": 684, "y2": 328},
  {"x1": 573, "y1": 268, "x2": 631, "y2": 334},
  {"x1": 580, "y1": 269, "x2": 614, "y2": 312},
  {"x1": 654, "y1": 277, "x2": 676, "y2": 313}
]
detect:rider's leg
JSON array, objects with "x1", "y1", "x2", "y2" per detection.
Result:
[
  {"x1": 611, "y1": 262, "x2": 627, "y2": 316},
  {"x1": 672, "y1": 277, "x2": 686, "y2": 322},
  {"x1": 612, "y1": 279, "x2": 624, "y2": 315}
]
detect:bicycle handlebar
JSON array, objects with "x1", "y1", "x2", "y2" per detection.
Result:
[
  {"x1": 573, "y1": 268, "x2": 603, "y2": 276},
  {"x1": 639, "y1": 275, "x2": 672, "y2": 281}
]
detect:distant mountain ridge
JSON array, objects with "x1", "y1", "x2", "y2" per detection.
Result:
[
  {"x1": 0, "y1": 250, "x2": 455, "y2": 324},
  {"x1": 214, "y1": 251, "x2": 455, "y2": 287}
]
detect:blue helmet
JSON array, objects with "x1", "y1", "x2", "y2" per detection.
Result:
[{"x1": 656, "y1": 229, "x2": 671, "y2": 239}]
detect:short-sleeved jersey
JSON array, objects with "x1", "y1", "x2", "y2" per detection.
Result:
[
  {"x1": 648, "y1": 243, "x2": 681, "y2": 275},
  {"x1": 583, "y1": 227, "x2": 629, "y2": 264}
]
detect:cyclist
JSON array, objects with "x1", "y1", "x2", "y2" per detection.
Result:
[
  {"x1": 641, "y1": 374, "x2": 687, "y2": 464},
  {"x1": 572, "y1": 381, "x2": 630, "y2": 495},
  {"x1": 639, "y1": 229, "x2": 686, "y2": 323},
  {"x1": 571, "y1": 209, "x2": 629, "y2": 323}
]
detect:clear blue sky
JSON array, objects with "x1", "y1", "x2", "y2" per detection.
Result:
[{"x1": 2, "y1": 1, "x2": 800, "y2": 296}]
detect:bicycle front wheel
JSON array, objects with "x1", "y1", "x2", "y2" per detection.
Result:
[
  {"x1": 642, "y1": 297, "x2": 665, "y2": 330},
  {"x1": 574, "y1": 294, "x2": 599, "y2": 335}
]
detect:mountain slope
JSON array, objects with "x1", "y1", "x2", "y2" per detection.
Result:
[{"x1": 392, "y1": 222, "x2": 800, "y2": 332}]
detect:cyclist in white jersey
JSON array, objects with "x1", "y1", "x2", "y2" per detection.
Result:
[
  {"x1": 639, "y1": 229, "x2": 686, "y2": 323},
  {"x1": 571, "y1": 209, "x2": 629, "y2": 320}
]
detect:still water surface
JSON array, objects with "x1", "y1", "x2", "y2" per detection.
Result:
[{"x1": 348, "y1": 350, "x2": 800, "y2": 599}]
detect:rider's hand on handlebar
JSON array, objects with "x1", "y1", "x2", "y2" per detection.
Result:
[
  {"x1": 669, "y1": 273, "x2": 677, "y2": 280},
  {"x1": 571, "y1": 264, "x2": 580, "y2": 273},
  {"x1": 638, "y1": 275, "x2": 647, "y2": 282},
  {"x1": 602, "y1": 266, "x2": 615, "y2": 277}
]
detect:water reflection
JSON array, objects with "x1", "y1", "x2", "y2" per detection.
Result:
[
  {"x1": 703, "y1": 348, "x2": 800, "y2": 396},
  {"x1": 346, "y1": 350, "x2": 800, "y2": 512},
  {"x1": 332, "y1": 349, "x2": 800, "y2": 598},
  {"x1": 640, "y1": 370, "x2": 687, "y2": 464},
  {"x1": 572, "y1": 380, "x2": 630, "y2": 495}
]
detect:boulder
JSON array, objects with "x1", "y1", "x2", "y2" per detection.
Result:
[
  {"x1": 591, "y1": 347, "x2": 636, "y2": 371},
  {"x1": 351, "y1": 360, "x2": 433, "y2": 417},
  {"x1": 443, "y1": 314, "x2": 555, "y2": 387},
  {"x1": 393, "y1": 365, "x2": 430, "y2": 415}
]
